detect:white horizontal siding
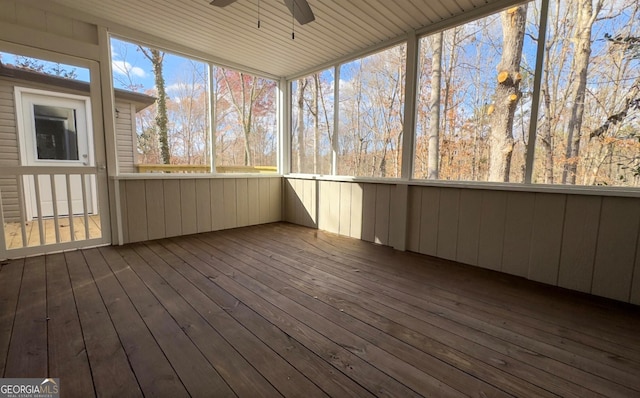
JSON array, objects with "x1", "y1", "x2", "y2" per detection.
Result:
[
  {"x1": 0, "y1": 82, "x2": 19, "y2": 222},
  {"x1": 115, "y1": 102, "x2": 135, "y2": 173}
]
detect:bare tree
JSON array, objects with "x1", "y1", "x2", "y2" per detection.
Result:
[
  {"x1": 296, "y1": 78, "x2": 308, "y2": 172},
  {"x1": 487, "y1": 5, "x2": 528, "y2": 182},
  {"x1": 139, "y1": 47, "x2": 170, "y2": 164},
  {"x1": 222, "y1": 72, "x2": 256, "y2": 166},
  {"x1": 561, "y1": 0, "x2": 604, "y2": 184},
  {"x1": 428, "y1": 32, "x2": 443, "y2": 179}
]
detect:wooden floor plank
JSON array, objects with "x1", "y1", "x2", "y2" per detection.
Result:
[
  {"x1": 3, "y1": 215, "x2": 102, "y2": 249},
  {"x1": 270, "y1": 224, "x2": 640, "y2": 368},
  {"x1": 215, "y1": 230, "x2": 564, "y2": 398},
  {"x1": 64, "y1": 250, "x2": 142, "y2": 398},
  {"x1": 45, "y1": 253, "x2": 95, "y2": 397},
  {"x1": 4, "y1": 222, "x2": 21, "y2": 249},
  {"x1": 0, "y1": 258, "x2": 24, "y2": 376},
  {"x1": 144, "y1": 240, "x2": 377, "y2": 398},
  {"x1": 285, "y1": 223, "x2": 640, "y2": 343},
  {"x1": 4, "y1": 255, "x2": 47, "y2": 378},
  {"x1": 160, "y1": 238, "x2": 422, "y2": 398},
  {"x1": 306, "y1": 224, "x2": 640, "y2": 365},
  {"x1": 178, "y1": 236, "x2": 467, "y2": 397},
  {"x1": 82, "y1": 248, "x2": 188, "y2": 398},
  {"x1": 120, "y1": 243, "x2": 287, "y2": 398},
  {"x1": 194, "y1": 232, "x2": 516, "y2": 398},
  {"x1": 263, "y1": 224, "x2": 640, "y2": 395},
  {"x1": 215, "y1": 230, "x2": 598, "y2": 397},
  {"x1": 3, "y1": 223, "x2": 639, "y2": 397},
  {"x1": 143, "y1": 240, "x2": 375, "y2": 398},
  {"x1": 98, "y1": 247, "x2": 236, "y2": 398}
]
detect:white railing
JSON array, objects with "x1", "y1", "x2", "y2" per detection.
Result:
[{"x1": 0, "y1": 166, "x2": 100, "y2": 258}]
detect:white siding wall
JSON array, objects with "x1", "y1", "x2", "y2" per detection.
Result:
[
  {"x1": 119, "y1": 177, "x2": 282, "y2": 244},
  {"x1": 115, "y1": 102, "x2": 135, "y2": 173},
  {"x1": 0, "y1": 82, "x2": 19, "y2": 221},
  {"x1": 284, "y1": 178, "x2": 640, "y2": 305}
]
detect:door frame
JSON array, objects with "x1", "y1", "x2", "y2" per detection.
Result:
[{"x1": 0, "y1": 41, "x2": 112, "y2": 257}]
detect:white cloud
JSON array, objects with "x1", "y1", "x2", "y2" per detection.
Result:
[
  {"x1": 112, "y1": 60, "x2": 145, "y2": 78},
  {"x1": 339, "y1": 78, "x2": 351, "y2": 89},
  {"x1": 166, "y1": 82, "x2": 188, "y2": 93},
  {"x1": 166, "y1": 82, "x2": 204, "y2": 94}
]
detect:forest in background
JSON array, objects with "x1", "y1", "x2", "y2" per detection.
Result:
[
  {"x1": 292, "y1": 0, "x2": 640, "y2": 186},
  {"x1": 110, "y1": 39, "x2": 277, "y2": 169}
]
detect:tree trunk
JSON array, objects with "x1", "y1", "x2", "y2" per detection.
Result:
[
  {"x1": 428, "y1": 32, "x2": 443, "y2": 179},
  {"x1": 296, "y1": 78, "x2": 307, "y2": 172},
  {"x1": 243, "y1": 75, "x2": 253, "y2": 166},
  {"x1": 140, "y1": 48, "x2": 170, "y2": 164},
  {"x1": 540, "y1": 87, "x2": 554, "y2": 183},
  {"x1": 221, "y1": 71, "x2": 262, "y2": 167},
  {"x1": 441, "y1": 28, "x2": 458, "y2": 176},
  {"x1": 561, "y1": 0, "x2": 602, "y2": 184},
  {"x1": 488, "y1": 5, "x2": 528, "y2": 182}
]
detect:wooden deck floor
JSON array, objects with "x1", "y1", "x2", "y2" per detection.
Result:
[
  {"x1": 3, "y1": 214, "x2": 102, "y2": 249},
  {"x1": 1, "y1": 223, "x2": 639, "y2": 397}
]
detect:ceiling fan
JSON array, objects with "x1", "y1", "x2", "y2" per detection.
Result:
[{"x1": 210, "y1": 0, "x2": 315, "y2": 25}]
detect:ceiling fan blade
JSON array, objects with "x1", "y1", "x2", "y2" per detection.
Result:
[
  {"x1": 210, "y1": 0, "x2": 237, "y2": 6},
  {"x1": 283, "y1": 0, "x2": 315, "y2": 25}
]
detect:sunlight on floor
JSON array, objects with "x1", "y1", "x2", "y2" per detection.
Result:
[{"x1": 3, "y1": 214, "x2": 102, "y2": 249}]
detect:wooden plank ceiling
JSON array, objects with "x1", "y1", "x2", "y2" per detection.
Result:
[{"x1": 51, "y1": 0, "x2": 517, "y2": 78}]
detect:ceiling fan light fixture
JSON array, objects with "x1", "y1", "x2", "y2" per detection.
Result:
[
  {"x1": 209, "y1": 0, "x2": 236, "y2": 6},
  {"x1": 209, "y1": 0, "x2": 314, "y2": 38},
  {"x1": 283, "y1": 0, "x2": 315, "y2": 25},
  {"x1": 210, "y1": 0, "x2": 314, "y2": 25}
]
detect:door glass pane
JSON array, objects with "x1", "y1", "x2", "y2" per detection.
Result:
[{"x1": 33, "y1": 105, "x2": 79, "y2": 160}]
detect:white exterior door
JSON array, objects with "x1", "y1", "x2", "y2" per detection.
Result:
[{"x1": 17, "y1": 89, "x2": 96, "y2": 219}]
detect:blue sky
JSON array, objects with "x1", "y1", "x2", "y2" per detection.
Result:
[
  {"x1": 110, "y1": 37, "x2": 208, "y2": 94},
  {"x1": 0, "y1": 51, "x2": 91, "y2": 82},
  {"x1": 0, "y1": 38, "x2": 205, "y2": 96}
]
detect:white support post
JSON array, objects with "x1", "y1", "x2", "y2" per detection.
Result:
[
  {"x1": 332, "y1": 65, "x2": 340, "y2": 175},
  {"x1": 401, "y1": 30, "x2": 419, "y2": 180},
  {"x1": 97, "y1": 26, "x2": 122, "y2": 244},
  {"x1": 525, "y1": 0, "x2": 550, "y2": 184},
  {"x1": 388, "y1": 31, "x2": 420, "y2": 252},
  {"x1": 113, "y1": 179, "x2": 124, "y2": 245},
  {"x1": 278, "y1": 77, "x2": 291, "y2": 175},
  {"x1": 208, "y1": 64, "x2": 217, "y2": 173},
  {"x1": 97, "y1": 27, "x2": 118, "y2": 177}
]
